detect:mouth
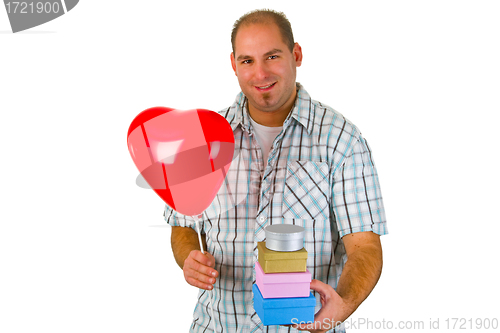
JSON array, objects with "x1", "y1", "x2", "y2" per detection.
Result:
[{"x1": 255, "y1": 82, "x2": 277, "y2": 91}]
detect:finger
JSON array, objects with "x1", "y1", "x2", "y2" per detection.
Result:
[
  {"x1": 185, "y1": 265, "x2": 216, "y2": 283},
  {"x1": 187, "y1": 251, "x2": 218, "y2": 278},
  {"x1": 190, "y1": 250, "x2": 212, "y2": 266},
  {"x1": 184, "y1": 260, "x2": 217, "y2": 283},
  {"x1": 294, "y1": 280, "x2": 340, "y2": 331},
  {"x1": 191, "y1": 251, "x2": 218, "y2": 273},
  {"x1": 205, "y1": 252, "x2": 217, "y2": 269},
  {"x1": 183, "y1": 251, "x2": 219, "y2": 290},
  {"x1": 184, "y1": 273, "x2": 214, "y2": 290},
  {"x1": 186, "y1": 256, "x2": 217, "y2": 278},
  {"x1": 183, "y1": 262, "x2": 217, "y2": 290},
  {"x1": 184, "y1": 255, "x2": 218, "y2": 286}
]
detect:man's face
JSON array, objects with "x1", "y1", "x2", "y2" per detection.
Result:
[{"x1": 231, "y1": 22, "x2": 302, "y2": 116}]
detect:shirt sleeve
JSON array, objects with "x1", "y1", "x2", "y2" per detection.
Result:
[
  {"x1": 163, "y1": 204, "x2": 198, "y2": 230},
  {"x1": 331, "y1": 136, "x2": 388, "y2": 238}
]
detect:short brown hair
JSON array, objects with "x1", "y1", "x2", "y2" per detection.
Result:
[{"x1": 231, "y1": 9, "x2": 295, "y2": 55}]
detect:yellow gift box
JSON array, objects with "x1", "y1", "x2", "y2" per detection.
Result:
[{"x1": 257, "y1": 242, "x2": 308, "y2": 273}]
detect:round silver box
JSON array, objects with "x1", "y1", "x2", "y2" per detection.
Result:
[{"x1": 264, "y1": 224, "x2": 305, "y2": 252}]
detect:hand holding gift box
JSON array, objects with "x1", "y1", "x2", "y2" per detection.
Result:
[{"x1": 253, "y1": 225, "x2": 316, "y2": 326}]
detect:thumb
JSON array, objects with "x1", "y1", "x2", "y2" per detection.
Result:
[
  {"x1": 310, "y1": 279, "x2": 332, "y2": 295},
  {"x1": 310, "y1": 279, "x2": 339, "y2": 310}
]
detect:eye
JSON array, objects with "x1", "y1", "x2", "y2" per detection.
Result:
[
  {"x1": 268, "y1": 55, "x2": 278, "y2": 60},
  {"x1": 241, "y1": 59, "x2": 252, "y2": 64}
]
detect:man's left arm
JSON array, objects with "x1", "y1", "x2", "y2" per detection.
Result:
[{"x1": 294, "y1": 231, "x2": 383, "y2": 332}]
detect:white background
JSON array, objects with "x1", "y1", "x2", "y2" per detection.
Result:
[{"x1": 1, "y1": 1, "x2": 499, "y2": 332}]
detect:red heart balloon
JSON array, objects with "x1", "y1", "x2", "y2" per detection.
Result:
[{"x1": 127, "y1": 107, "x2": 235, "y2": 216}]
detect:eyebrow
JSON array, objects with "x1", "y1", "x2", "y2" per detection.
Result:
[{"x1": 236, "y1": 48, "x2": 283, "y2": 61}]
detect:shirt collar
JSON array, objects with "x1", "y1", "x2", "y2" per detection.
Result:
[{"x1": 228, "y1": 82, "x2": 314, "y2": 135}]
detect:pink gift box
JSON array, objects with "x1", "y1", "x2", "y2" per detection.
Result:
[{"x1": 255, "y1": 261, "x2": 311, "y2": 298}]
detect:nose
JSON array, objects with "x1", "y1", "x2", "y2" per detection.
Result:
[{"x1": 253, "y1": 61, "x2": 270, "y2": 82}]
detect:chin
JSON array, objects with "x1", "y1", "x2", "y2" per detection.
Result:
[{"x1": 252, "y1": 100, "x2": 280, "y2": 113}]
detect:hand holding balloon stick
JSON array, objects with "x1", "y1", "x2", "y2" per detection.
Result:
[{"x1": 127, "y1": 107, "x2": 235, "y2": 333}]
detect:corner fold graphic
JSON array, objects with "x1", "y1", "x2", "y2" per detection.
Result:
[
  {"x1": 4, "y1": 0, "x2": 79, "y2": 33},
  {"x1": 64, "y1": 0, "x2": 78, "y2": 11}
]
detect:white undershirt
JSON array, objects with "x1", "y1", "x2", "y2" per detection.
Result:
[{"x1": 249, "y1": 116, "x2": 283, "y2": 170}]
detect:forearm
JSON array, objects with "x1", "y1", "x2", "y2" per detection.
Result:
[
  {"x1": 171, "y1": 226, "x2": 207, "y2": 269},
  {"x1": 336, "y1": 240, "x2": 383, "y2": 318}
]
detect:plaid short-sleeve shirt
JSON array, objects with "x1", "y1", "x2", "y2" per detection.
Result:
[{"x1": 164, "y1": 83, "x2": 388, "y2": 333}]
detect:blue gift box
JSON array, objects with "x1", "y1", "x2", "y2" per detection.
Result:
[{"x1": 253, "y1": 284, "x2": 316, "y2": 326}]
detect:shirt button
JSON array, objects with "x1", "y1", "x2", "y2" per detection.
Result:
[{"x1": 258, "y1": 216, "x2": 266, "y2": 223}]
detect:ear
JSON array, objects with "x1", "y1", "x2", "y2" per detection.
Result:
[
  {"x1": 230, "y1": 52, "x2": 237, "y2": 76},
  {"x1": 293, "y1": 43, "x2": 303, "y2": 67}
]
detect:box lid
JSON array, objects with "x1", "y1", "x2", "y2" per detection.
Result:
[
  {"x1": 265, "y1": 224, "x2": 305, "y2": 241},
  {"x1": 255, "y1": 262, "x2": 311, "y2": 284},
  {"x1": 253, "y1": 284, "x2": 316, "y2": 309},
  {"x1": 265, "y1": 224, "x2": 305, "y2": 251},
  {"x1": 258, "y1": 242, "x2": 308, "y2": 260}
]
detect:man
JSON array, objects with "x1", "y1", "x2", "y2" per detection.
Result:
[{"x1": 165, "y1": 9, "x2": 387, "y2": 333}]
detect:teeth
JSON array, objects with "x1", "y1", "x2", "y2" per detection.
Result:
[{"x1": 258, "y1": 83, "x2": 274, "y2": 89}]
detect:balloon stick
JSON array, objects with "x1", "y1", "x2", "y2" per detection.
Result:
[{"x1": 194, "y1": 214, "x2": 217, "y2": 333}]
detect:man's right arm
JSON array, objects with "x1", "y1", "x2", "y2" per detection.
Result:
[{"x1": 170, "y1": 226, "x2": 218, "y2": 290}]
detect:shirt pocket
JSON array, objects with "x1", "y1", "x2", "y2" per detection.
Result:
[{"x1": 282, "y1": 160, "x2": 330, "y2": 220}]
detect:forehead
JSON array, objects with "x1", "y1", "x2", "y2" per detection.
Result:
[{"x1": 233, "y1": 22, "x2": 287, "y2": 56}]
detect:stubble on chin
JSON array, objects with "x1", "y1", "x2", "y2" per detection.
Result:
[
  {"x1": 261, "y1": 92, "x2": 271, "y2": 101},
  {"x1": 259, "y1": 93, "x2": 273, "y2": 109}
]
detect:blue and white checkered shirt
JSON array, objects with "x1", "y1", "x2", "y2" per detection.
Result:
[{"x1": 164, "y1": 83, "x2": 388, "y2": 333}]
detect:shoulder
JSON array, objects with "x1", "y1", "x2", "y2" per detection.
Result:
[
  {"x1": 302, "y1": 97, "x2": 369, "y2": 171},
  {"x1": 309, "y1": 98, "x2": 362, "y2": 147},
  {"x1": 217, "y1": 91, "x2": 246, "y2": 127},
  {"x1": 295, "y1": 84, "x2": 361, "y2": 145}
]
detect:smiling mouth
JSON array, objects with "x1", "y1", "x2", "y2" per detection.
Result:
[{"x1": 255, "y1": 82, "x2": 276, "y2": 91}]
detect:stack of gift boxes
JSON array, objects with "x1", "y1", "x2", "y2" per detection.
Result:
[{"x1": 253, "y1": 224, "x2": 316, "y2": 326}]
